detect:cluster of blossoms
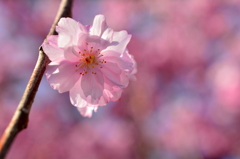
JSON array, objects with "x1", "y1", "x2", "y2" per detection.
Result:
[{"x1": 42, "y1": 15, "x2": 136, "y2": 117}]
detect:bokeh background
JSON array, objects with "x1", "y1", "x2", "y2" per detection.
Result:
[{"x1": 0, "y1": 0, "x2": 240, "y2": 158}]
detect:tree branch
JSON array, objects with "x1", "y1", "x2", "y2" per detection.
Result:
[{"x1": 0, "y1": 0, "x2": 73, "y2": 158}]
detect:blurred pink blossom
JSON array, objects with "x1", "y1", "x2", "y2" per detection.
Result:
[
  {"x1": 208, "y1": 58, "x2": 240, "y2": 114},
  {"x1": 42, "y1": 15, "x2": 136, "y2": 117}
]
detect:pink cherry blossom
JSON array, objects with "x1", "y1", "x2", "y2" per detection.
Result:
[{"x1": 42, "y1": 15, "x2": 136, "y2": 117}]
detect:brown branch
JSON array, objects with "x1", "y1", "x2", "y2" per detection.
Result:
[{"x1": 0, "y1": 0, "x2": 73, "y2": 158}]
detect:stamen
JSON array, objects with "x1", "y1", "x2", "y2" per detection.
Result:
[{"x1": 75, "y1": 44, "x2": 105, "y2": 76}]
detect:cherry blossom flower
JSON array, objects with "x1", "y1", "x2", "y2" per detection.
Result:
[{"x1": 42, "y1": 15, "x2": 136, "y2": 117}]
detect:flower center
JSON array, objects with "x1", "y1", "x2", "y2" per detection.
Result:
[
  {"x1": 85, "y1": 55, "x2": 95, "y2": 64},
  {"x1": 75, "y1": 42, "x2": 106, "y2": 76}
]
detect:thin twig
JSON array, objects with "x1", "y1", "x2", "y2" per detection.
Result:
[{"x1": 0, "y1": 0, "x2": 73, "y2": 158}]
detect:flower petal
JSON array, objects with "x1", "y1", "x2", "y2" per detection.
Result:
[
  {"x1": 101, "y1": 51, "x2": 133, "y2": 71},
  {"x1": 63, "y1": 46, "x2": 80, "y2": 62},
  {"x1": 101, "y1": 28, "x2": 114, "y2": 42},
  {"x1": 77, "y1": 106, "x2": 98, "y2": 118},
  {"x1": 104, "y1": 86, "x2": 123, "y2": 102},
  {"x1": 122, "y1": 50, "x2": 137, "y2": 80},
  {"x1": 81, "y1": 68, "x2": 104, "y2": 102},
  {"x1": 46, "y1": 60, "x2": 80, "y2": 93},
  {"x1": 89, "y1": 15, "x2": 106, "y2": 37},
  {"x1": 103, "y1": 31, "x2": 131, "y2": 54},
  {"x1": 42, "y1": 35, "x2": 64, "y2": 61},
  {"x1": 63, "y1": 35, "x2": 89, "y2": 62},
  {"x1": 69, "y1": 79, "x2": 88, "y2": 107},
  {"x1": 95, "y1": 81, "x2": 123, "y2": 105},
  {"x1": 46, "y1": 35, "x2": 58, "y2": 45},
  {"x1": 56, "y1": 18, "x2": 87, "y2": 47},
  {"x1": 100, "y1": 62, "x2": 128, "y2": 87},
  {"x1": 70, "y1": 75, "x2": 103, "y2": 106}
]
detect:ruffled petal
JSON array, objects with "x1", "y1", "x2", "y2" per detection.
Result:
[
  {"x1": 101, "y1": 51, "x2": 133, "y2": 71},
  {"x1": 95, "y1": 80, "x2": 123, "y2": 106},
  {"x1": 46, "y1": 35, "x2": 58, "y2": 45},
  {"x1": 100, "y1": 62, "x2": 128, "y2": 87},
  {"x1": 63, "y1": 46, "x2": 80, "y2": 62},
  {"x1": 85, "y1": 35, "x2": 109, "y2": 51},
  {"x1": 69, "y1": 79, "x2": 88, "y2": 107},
  {"x1": 77, "y1": 106, "x2": 98, "y2": 118},
  {"x1": 101, "y1": 28, "x2": 114, "y2": 42},
  {"x1": 42, "y1": 35, "x2": 64, "y2": 61},
  {"x1": 104, "y1": 86, "x2": 123, "y2": 102},
  {"x1": 70, "y1": 79, "x2": 100, "y2": 117},
  {"x1": 63, "y1": 35, "x2": 88, "y2": 62},
  {"x1": 89, "y1": 15, "x2": 106, "y2": 37},
  {"x1": 103, "y1": 77, "x2": 123, "y2": 101},
  {"x1": 56, "y1": 18, "x2": 87, "y2": 47},
  {"x1": 46, "y1": 60, "x2": 80, "y2": 93},
  {"x1": 81, "y1": 68, "x2": 104, "y2": 102},
  {"x1": 70, "y1": 79, "x2": 101, "y2": 107},
  {"x1": 122, "y1": 50, "x2": 137, "y2": 80},
  {"x1": 103, "y1": 31, "x2": 131, "y2": 54}
]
